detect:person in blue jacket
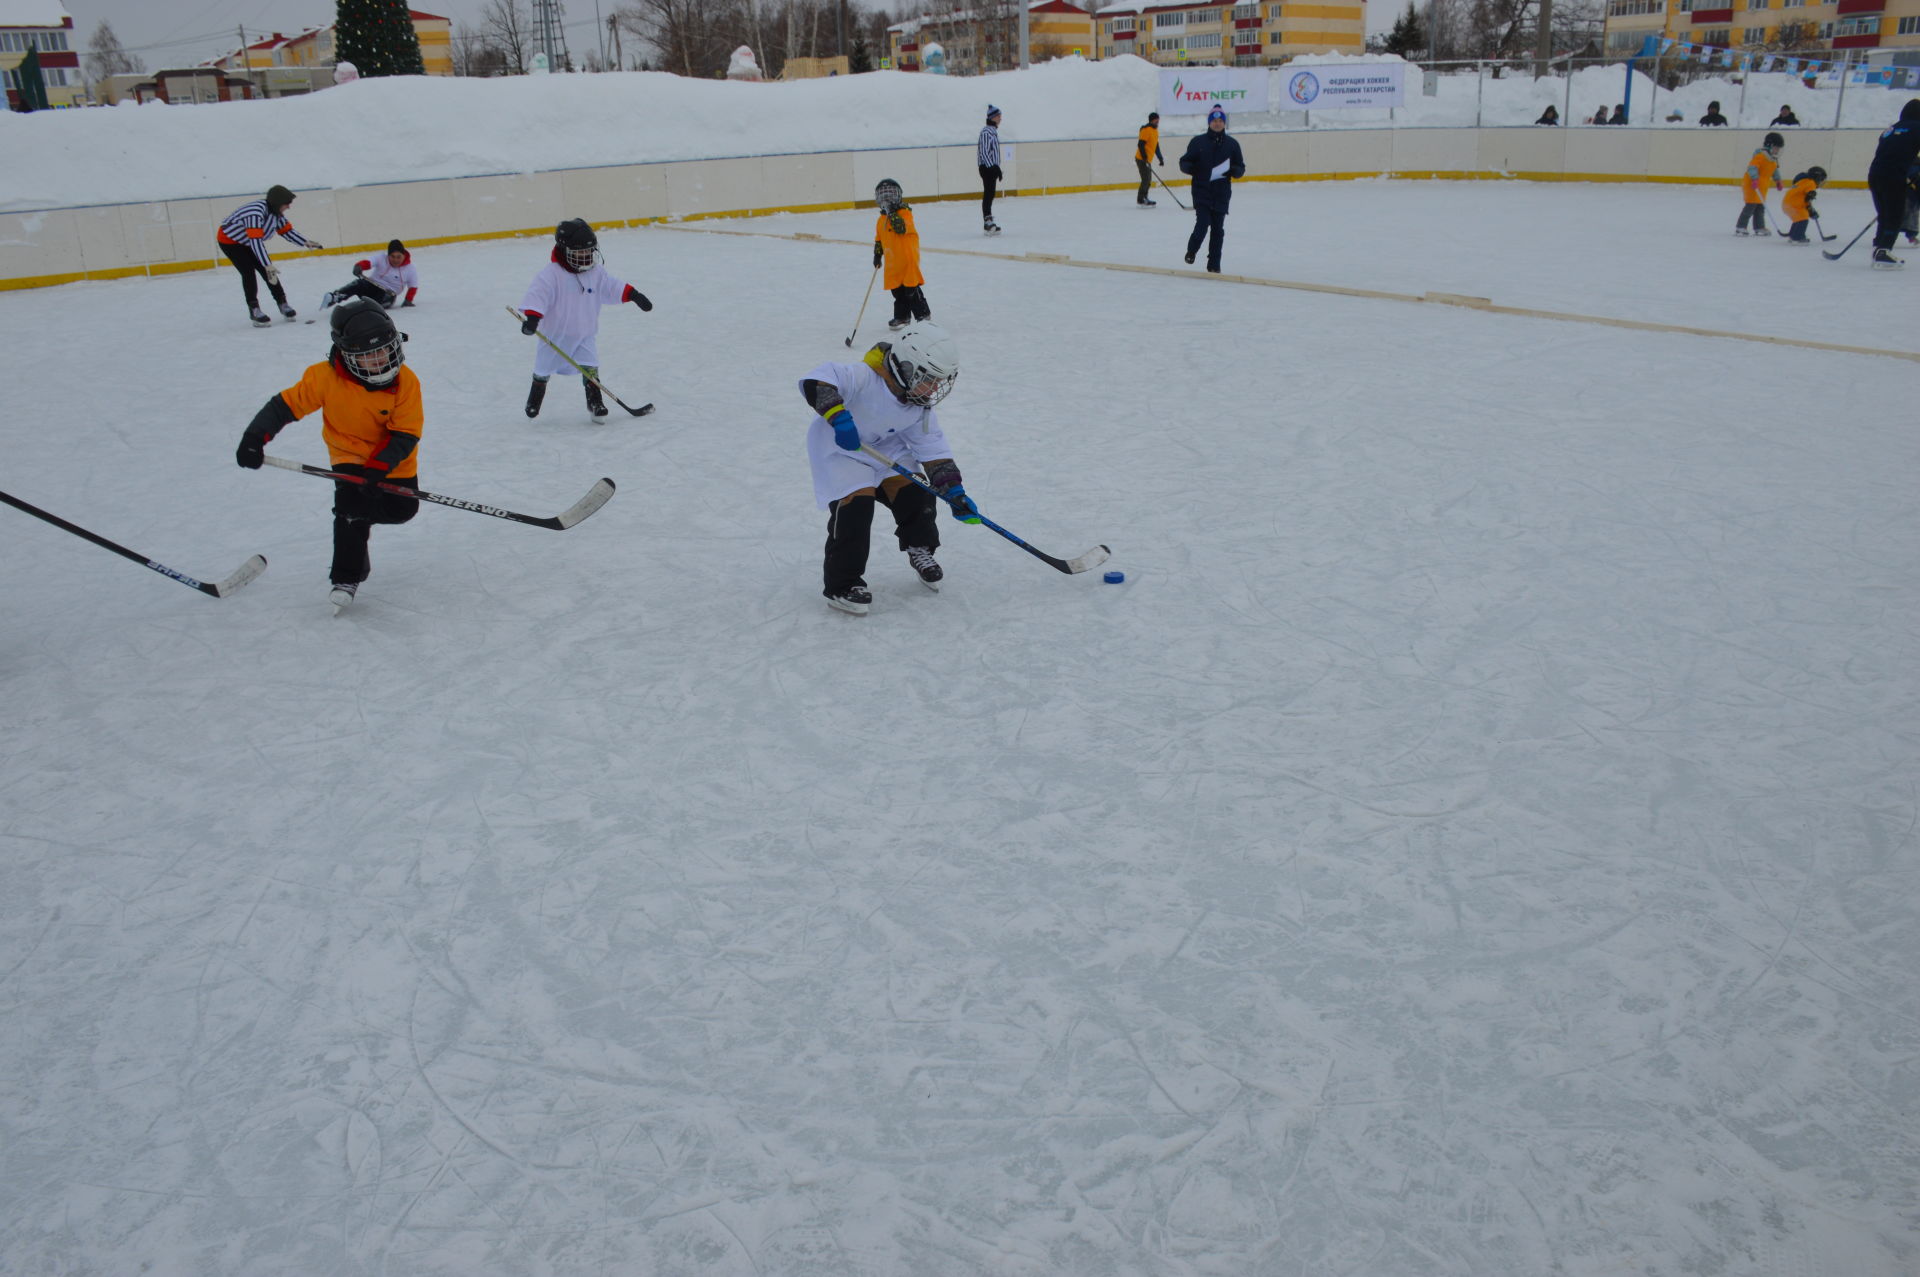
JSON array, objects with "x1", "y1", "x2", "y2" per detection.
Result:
[
  {"x1": 1867, "y1": 98, "x2": 1920, "y2": 268},
  {"x1": 1179, "y1": 105, "x2": 1247, "y2": 274}
]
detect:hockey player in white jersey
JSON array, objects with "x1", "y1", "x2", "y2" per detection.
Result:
[
  {"x1": 517, "y1": 219, "x2": 652, "y2": 421},
  {"x1": 320, "y1": 239, "x2": 420, "y2": 311},
  {"x1": 798, "y1": 322, "x2": 980, "y2": 615}
]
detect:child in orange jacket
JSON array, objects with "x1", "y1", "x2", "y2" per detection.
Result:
[
  {"x1": 1781, "y1": 166, "x2": 1826, "y2": 243},
  {"x1": 872, "y1": 179, "x2": 930, "y2": 331},
  {"x1": 1736, "y1": 132, "x2": 1785, "y2": 236}
]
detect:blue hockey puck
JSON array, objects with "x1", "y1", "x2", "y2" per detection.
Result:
[{"x1": 1103, "y1": 570, "x2": 1125, "y2": 584}]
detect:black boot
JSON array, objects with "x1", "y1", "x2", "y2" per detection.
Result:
[
  {"x1": 525, "y1": 377, "x2": 548, "y2": 419},
  {"x1": 584, "y1": 376, "x2": 608, "y2": 420}
]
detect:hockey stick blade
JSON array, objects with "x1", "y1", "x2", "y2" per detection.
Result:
[
  {"x1": 1, "y1": 488, "x2": 269, "y2": 597},
  {"x1": 207, "y1": 554, "x2": 270, "y2": 597},
  {"x1": 261, "y1": 456, "x2": 615, "y2": 531},
  {"x1": 856, "y1": 446, "x2": 1109, "y2": 575}
]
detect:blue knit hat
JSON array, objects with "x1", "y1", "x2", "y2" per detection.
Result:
[{"x1": 1208, "y1": 105, "x2": 1227, "y2": 124}]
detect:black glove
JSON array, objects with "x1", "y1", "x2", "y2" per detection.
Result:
[
  {"x1": 873, "y1": 242, "x2": 884, "y2": 269},
  {"x1": 399, "y1": 298, "x2": 414, "y2": 308},
  {"x1": 629, "y1": 291, "x2": 652, "y2": 312},
  {"x1": 886, "y1": 211, "x2": 907, "y2": 236},
  {"x1": 351, "y1": 262, "x2": 366, "y2": 278},
  {"x1": 236, "y1": 395, "x2": 294, "y2": 470},
  {"x1": 520, "y1": 312, "x2": 540, "y2": 335},
  {"x1": 236, "y1": 432, "x2": 266, "y2": 470}
]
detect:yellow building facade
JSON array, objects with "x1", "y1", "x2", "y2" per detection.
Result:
[{"x1": 1095, "y1": 0, "x2": 1364, "y2": 67}]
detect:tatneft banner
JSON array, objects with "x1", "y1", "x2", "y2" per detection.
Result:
[
  {"x1": 1283, "y1": 62, "x2": 1406, "y2": 110},
  {"x1": 1158, "y1": 68, "x2": 1271, "y2": 116}
]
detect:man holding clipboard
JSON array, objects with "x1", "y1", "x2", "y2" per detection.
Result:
[{"x1": 1179, "y1": 105, "x2": 1247, "y2": 274}]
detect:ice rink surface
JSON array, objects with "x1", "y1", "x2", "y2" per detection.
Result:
[{"x1": 2, "y1": 181, "x2": 1916, "y2": 1276}]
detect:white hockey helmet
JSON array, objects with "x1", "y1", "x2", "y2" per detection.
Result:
[{"x1": 883, "y1": 322, "x2": 959, "y2": 407}]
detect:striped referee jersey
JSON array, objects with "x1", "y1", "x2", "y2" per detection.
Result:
[{"x1": 217, "y1": 199, "x2": 315, "y2": 270}]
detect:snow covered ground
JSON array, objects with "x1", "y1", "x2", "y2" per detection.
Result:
[
  {"x1": 2, "y1": 180, "x2": 1917, "y2": 1276},
  {"x1": 3, "y1": 54, "x2": 1914, "y2": 212}
]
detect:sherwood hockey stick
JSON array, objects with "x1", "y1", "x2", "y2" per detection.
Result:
[
  {"x1": 858, "y1": 445, "x2": 1109, "y2": 575},
  {"x1": 1151, "y1": 168, "x2": 1191, "y2": 211},
  {"x1": 505, "y1": 307, "x2": 654, "y2": 417},
  {"x1": 1809, "y1": 212, "x2": 1837, "y2": 242},
  {"x1": 260, "y1": 456, "x2": 615, "y2": 531},
  {"x1": 845, "y1": 265, "x2": 879, "y2": 348},
  {"x1": 1, "y1": 488, "x2": 267, "y2": 597},
  {"x1": 1822, "y1": 217, "x2": 1876, "y2": 261}
]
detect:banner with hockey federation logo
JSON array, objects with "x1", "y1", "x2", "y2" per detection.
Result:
[
  {"x1": 1159, "y1": 68, "x2": 1270, "y2": 117},
  {"x1": 1283, "y1": 62, "x2": 1405, "y2": 110}
]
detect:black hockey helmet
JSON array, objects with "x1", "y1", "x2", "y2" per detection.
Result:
[
  {"x1": 1763, "y1": 131, "x2": 1785, "y2": 152},
  {"x1": 875, "y1": 178, "x2": 904, "y2": 213},
  {"x1": 329, "y1": 297, "x2": 404, "y2": 387},
  {"x1": 1806, "y1": 165, "x2": 1827, "y2": 183},
  {"x1": 555, "y1": 218, "x2": 598, "y2": 272}
]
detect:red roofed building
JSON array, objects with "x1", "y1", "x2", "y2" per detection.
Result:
[{"x1": 2, "y1": 0, "x2": 80, "y2": 109}]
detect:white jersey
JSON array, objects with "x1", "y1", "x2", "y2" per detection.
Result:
[
  {"x1": 521, "y1": 258, "x2": 630, "y2": 374},
  {"x1": 800, "y1": 358, "x2": 955, "y2": 508},
  {"x1": 364, "y1": 254, "x2": 419, "y2": 298}
]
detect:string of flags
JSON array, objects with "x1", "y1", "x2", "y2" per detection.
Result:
[{"x1": 1636, "y1": 35, "x2": 1920, "y2": 88}]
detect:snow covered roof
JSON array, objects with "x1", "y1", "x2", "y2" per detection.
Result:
[
  {"x1": 1096, "y1": 0, "x2": 1225, "y2": 14},
  {"x1": 892, "y1": 0, "x2": 1084, "y2": 28},
  {"x1": 0, "y1": 0, "x2": 71, "y2": 29}
]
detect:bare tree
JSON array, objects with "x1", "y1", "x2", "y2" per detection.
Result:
[
  {"x1": 84, "y1": 20, "x2": 145, "y2": 95},
  {"x1": 480, "y1": 0, "x2": 533, "y2": 74}
]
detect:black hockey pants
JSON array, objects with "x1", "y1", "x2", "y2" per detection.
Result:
[
  {"x1": 334, "y1": 277, "x2": 399, "y2": 308},
  {"x1": 890, "y1": 286, "x2": 930, "y2": 324},
  {"x1": 330, "y1": 464, "x2": 419, "y2": 586},
  {"x1": 221, "y1": 241, "x2": 287, "y2": 312},
  {"x1": 822, "y1": 482, "x2": 938, "y2": 595}
]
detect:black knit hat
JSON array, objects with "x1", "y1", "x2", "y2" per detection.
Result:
[
  {"x1": 1903, "y1": 98, "x2": 1920, "y2": 121},
  {"x1": 266, "y1": 184, "x2": 294, "y2": 210},
  {"x1": 387, "y1": 239, "x2": 405, "y2": 254}
]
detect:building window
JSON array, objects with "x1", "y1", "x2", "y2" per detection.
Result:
[
  {"x1": 1108, "y1": 17, "x2": 1135, "y2": 33},
  {"x1": 1607, "y1": 0, "x2": 1660, "y2": 16},
  {"x1": 1778, "y1": 0, "x2": 1802, "y2": 8},
  {"x1": 1834, "y1": 15, "x2": 1877, "y2": 34},
  {"x1": 1184, "y1": 31, "x2": 1226, "y2": 48},
  {"x1": 1741, "y1": 25, "x2": 1765, "y2": 41},
  {"x1": 1899, "y1": 13, "x2": 1920, "y2": 32},
  {"x1": 1156, "y1": 36, "x2": 1181, "y2": 50},
  {"x1": 1233, "y1": 2, "x2": 1259, "y2": 17},
  {"x1": 1158, "y1": 10, "x2": 1186, "y2": 26},
  {"x1": 1268, "y1": 3, "x2": 1283, "y2": 16},
  {"x1": 1608, "y1": 29, "x2": 1645, "y2": 48},
  {"x1": 1745, "y1": 0, "x2": 1767, "y2": 9}
]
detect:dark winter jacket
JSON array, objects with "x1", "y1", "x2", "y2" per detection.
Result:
[
  {"x1": 1178, "y1": 130, "x2": 1247, "y2": 209},
  {"x1": 1867, "y1": 99, "x2": 1920, "y2": 189}
]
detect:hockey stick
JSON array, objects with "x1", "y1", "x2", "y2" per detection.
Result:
[
  {"x1": 1, "y1": 488, "x2": 267, "y2": 597},
  {"x1": 1822, "y1": 217, "x2": 1876, "y2": 261},
  {"x1": 260, "y1": 456, "x2": 615, "y2": 531},
  {"x1": 845, "y1": 265, "x2": 879, "y2": 348},
  {"x1": 505, "y1": 307, "x2": 654, "y2": 417},
  {"x1": 858, "y1": 445, "x2": 1109, "y2": 575},
  {"x1": 1151, "y1": 168, "x2": 1191, "y2": 211},
  {"x1": 1810, "y1": 212, "x2": 1837, "y2": 242}
]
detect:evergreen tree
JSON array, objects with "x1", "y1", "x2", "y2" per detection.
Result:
[
  {"x1": 1382, "y1": 3, "x2": 1425, "y2": 56},
  {"x1": 335, "y1": 0, "x2": 427, "y2": 77},
  {"x1": 849, "y1": 31, "x2": 873, "y2": 74}
]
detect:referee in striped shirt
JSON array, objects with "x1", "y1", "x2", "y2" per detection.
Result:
[
  {"x1": 977, "y1": 106, "x2": 1002, "y2": 235},
  {"x1": 217, "y1": 185, "x2": 324, "y2": 326}
]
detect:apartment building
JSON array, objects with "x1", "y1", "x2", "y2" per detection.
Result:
[
  {"x1": 1602, "y1": 0, "x2": 1920, "y2": 58},
  {"x1": 889, "y1": 1, "x2": 1096, "y2": 73},
  {"x1": 212, "y1": 10, "x2": 455, "y2": 79},
  {"x1": 2, "y1": 0, "x2": 80, "y2": 109},
  {"x1": 1094, "y1": 0, "x2": 1364, "y2": 67}
]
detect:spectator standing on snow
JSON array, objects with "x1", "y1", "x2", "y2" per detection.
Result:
[
  {"x1": 978, "y1": 105, "x2": 1003, "y2": 235},
  {"x1": 217, "y1": 185, "x2": 324, "y2": 327},
  {"x1": 1590, "y1": 105, "x2": 1610, "y2": 125},
  {"x1": 1535, "y1": 105, "x2": 1559, "y2": 126},
  {"x1": 1609, "y1": 104, "x2": 1628, "y2": 125},
  {"x1": 1699, "y1": 101, "x2": 1728, "y2": 126},
  {"x1": 1135, "y1": 111, "x2": 1166, "y2": 204},
  {"x1": 1180, "y1": 106, "x2": 1246, "y2": 274},
  {"x1": 1771, "y1": 105, "x2": 1800, "y2": 126},
  {"x1": 1866, "y1": 98, "x2": 1920, "y2": 267}
]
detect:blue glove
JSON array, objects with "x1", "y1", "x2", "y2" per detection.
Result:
[
  {"x1": 943, "y1": 485, "x2": 982, "y2": 524},
  {"x1": 825, "y1": 405, "x2": 860, "y2": 451}
]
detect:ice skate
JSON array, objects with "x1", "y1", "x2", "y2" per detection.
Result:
[
  {"x1": 1138, "y1": 198, "x2": 1157, "y2": 207},
  {"x1": 1184, "y1": 249, "x2": 1197, "y2": 264},
  {"x1": 584, "y1": 377, "x2": 609, "y2": 421},
  {"x1": 1752, "y1": 226, "x2": 1770, "y2": 237},
  {"x1": 328, "y1": 581, "x2": 358, "y2": 615},
  {"x1": 1734, "y1": 228, "x2": 1751, "y2": 236},
  {"x1": 318, "y1": 291, "x2": 338, "y2": 311},
  {"x1": 251, "y1": 307, "x2": 272, "y2": 327},
  {"x1": 825, "y1": 585, "x2": 872, "y2": 615},
  {"x1": 1872, "y1": 247, "x2": 1905, "y2": 269},
  {"x1": 887, "y1": 317, "x2": 910, "y2": 331},
  {"x1": 906, "y1": 546, "x2": 942, "y2": 591},
  {"x1": 278, "y1": 300, "x2": 298, "y2": 319},
  {"x1": 525, "y1": 377, "x2": 547, "y2": 419},
  {"x1": 983, "y1": 221, "x2": 1001, "y2": 236}
]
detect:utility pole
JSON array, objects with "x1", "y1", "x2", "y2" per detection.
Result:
[
  {"x1": 1019, "y1": 0, "x2": 1030, "y2": 69},
  {"x1": 1534, "y1": 0, "x2": 1553, "y2": 79}
]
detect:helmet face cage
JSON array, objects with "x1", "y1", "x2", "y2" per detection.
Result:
[
  {"x1": 331, "y1": 300, "x2": 404, "y2": 386},
  {"x1": 342, "y1": 334, "x2": 404, "y2": 386},
  {"x1": 556, "y1": 219, "x2": 599, "y2": 272},
  {"x1": 875, "y1": 180, "x2": 904, "y2": 213},
  {"x1": 886, "y1": 347, "x2": 957, "y2": 408}
]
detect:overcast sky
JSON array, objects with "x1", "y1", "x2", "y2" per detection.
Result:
[{"x1": 63, "y1": 0, "x2": 1390, "y2": 72}]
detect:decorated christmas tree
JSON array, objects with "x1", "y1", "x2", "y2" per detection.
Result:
[{"x1": 333, "y1": 0, "x2": 426, "y2": 78}]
